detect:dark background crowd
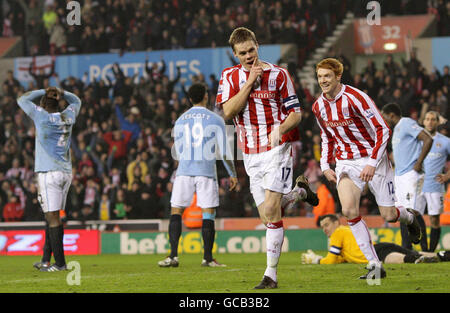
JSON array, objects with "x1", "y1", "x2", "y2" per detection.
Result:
[{"x1": 0, "y1": 0, "x2": 449, "y2": 223}]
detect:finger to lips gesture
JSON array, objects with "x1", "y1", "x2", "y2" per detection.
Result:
[{"x1": 250, "y1": 57, "x2": 263, "y2": 86}]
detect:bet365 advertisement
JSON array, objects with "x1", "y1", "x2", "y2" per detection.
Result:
[
  {"x1": 100, "y1": 227, "x2": 450, "y2": 255},
  {"x1": 0, "y1": 230, "x2": 100, "y2": 255}
]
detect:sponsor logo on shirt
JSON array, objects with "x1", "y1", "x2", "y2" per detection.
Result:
[
  {"x1": 249, "y1": 90, "x2": 277, "y2": 99},
  {"x1": 324, "y1": 118, "x2": 355, "y2": 128}
]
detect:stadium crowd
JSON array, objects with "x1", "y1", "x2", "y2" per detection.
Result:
[
  {"x1": 3, "y1": 0, "x2": 448, "y2": 65},
  {"x1": 0, "y1": 0, "x2": 449, "y2": 223}
]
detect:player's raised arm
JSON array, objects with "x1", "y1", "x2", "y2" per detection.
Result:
[
  {"x1": 61, "y1": 89, "x2": 82, "y2": 117},
  {"x1": 17, "y1": 89, "x2": 46, "y2": 119}
]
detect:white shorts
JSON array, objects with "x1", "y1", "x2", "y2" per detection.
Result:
[
  {"x1": 416, "y1": 192, "x2": 444, "y2": 216},
  {"x1": 336, "y1": 155, "x2": 396, "y2": 207},
  {"x1": 171, "y1": 175, "x2": 219, "y2": 209},
  {"x1": 394, "y1": 170, "x2": 424, "y2": 211},
  {"x1": 37, "y1": 171, "x2": 73, "y2": 213},
  {"x1": 243, "y1": 143, "x2": 293, "y2": 207}
]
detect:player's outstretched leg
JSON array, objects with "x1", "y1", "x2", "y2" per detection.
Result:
[{"x1": 280, "y1": 175, "x2": 319, "y2": 215}]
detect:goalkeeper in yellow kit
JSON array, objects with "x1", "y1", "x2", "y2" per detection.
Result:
[{"x1": 302, "y1": 214, "x2": 450, "y2": 267}]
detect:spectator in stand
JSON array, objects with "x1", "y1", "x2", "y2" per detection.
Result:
[
  {"x1": 49, "y1": 17, "x2": 66, "y2": 55},
  {"x1": 23, "y1": 181, "x2": 43, "y2": 221},
  {"x1": 115, "y1": 103, "x2": 141, "y2": 144},
  {"x1": 103, "y1": 129, "x2": 133, "y2": 169},
  {"x1": 112, "y1": 188, "x2": 127, "y2": 219},
  {"x1": 145, "y1": 56, "x2": 166, "y2": 83},
  {"x1": 28, "y1": 59, "x2": 55, "y2": 89},
  {"x1": 126, "y1": 154, "x2": 148, "y2": 190},
  {"x1": 3, "y1": 70, "x2": 21, "y2": 97},
  {"x1": 3, "y1": 195, "x2": 24, "y2": 222}
]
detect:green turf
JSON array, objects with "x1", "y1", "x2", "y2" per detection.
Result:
[{"x1": 1, "y1": 252, "x2": 450, "y2": 293}]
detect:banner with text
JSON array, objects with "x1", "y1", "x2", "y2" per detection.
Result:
[
  {"x1": 14, "y1": 45, "x2": 282, "y2": 88},
  {"x1": 100, "y1": 227, "x2": 450, "y2": 255}
]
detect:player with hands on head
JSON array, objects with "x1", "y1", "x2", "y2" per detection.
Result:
[{"x1": 17, "y1": 86, "x2": 81, "y2": 272}]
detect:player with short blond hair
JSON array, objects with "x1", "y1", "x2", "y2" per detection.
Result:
[{"x1": 312, "y1": 58, "x2": 422, "y2": 280}]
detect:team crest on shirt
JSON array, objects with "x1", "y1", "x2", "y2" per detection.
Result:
[
  {"x1": 269, "y1": 79, "x2": 276, "y2": 88},
  {"x1": 343, "y1": 107, "x2": 349, "y2": 117},
  {"x1": 436, "y1": 143, "x2": 442, "y2": 148}
]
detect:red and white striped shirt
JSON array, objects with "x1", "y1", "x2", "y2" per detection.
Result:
[
  {"x1": 216, "y1": 62, "x2": 301, "y2": 154},
  {"x1": 312, "y1": 84, "x2": 391, "y2": 171}
]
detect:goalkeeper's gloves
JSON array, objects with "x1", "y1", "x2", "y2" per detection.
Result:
[{"x1": 301, "y1": 249, "x2": 323, "y2": 264}]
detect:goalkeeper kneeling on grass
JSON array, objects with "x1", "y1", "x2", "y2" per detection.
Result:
[{"x1": 302, "y1": 214, "x2": 450, "y2": 267}]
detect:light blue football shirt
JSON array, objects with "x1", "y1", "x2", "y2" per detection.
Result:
[
  {"x1": 17, "y1": 89, "x2": 81, "y2": 173},
  {"x1": 423, "y1": 133, "x2": 450, "y2": 193},
  {"x1": 173, "y1": 106, "x2": 236, "y2": 179},
  {"x1": 392, "y1": 117, "x2": 424, "y2": 176}
]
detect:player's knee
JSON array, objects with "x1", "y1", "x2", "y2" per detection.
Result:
[
  {"x1": 45, "y1": 211, "x2": 61, "y2": 227},
  {"x1": 430, "y1": 215, "x2": 440, "y2": 228},
  {"x1": 380, "y1": 209, "x2": 397, "y2": 223},
  {"x1": 341, "y1": 207, "x2": 358, "y2": 220}
]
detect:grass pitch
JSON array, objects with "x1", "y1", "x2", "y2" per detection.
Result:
[{"x1": 1, "y1": 252, "x2": 450, "y2": 293}]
